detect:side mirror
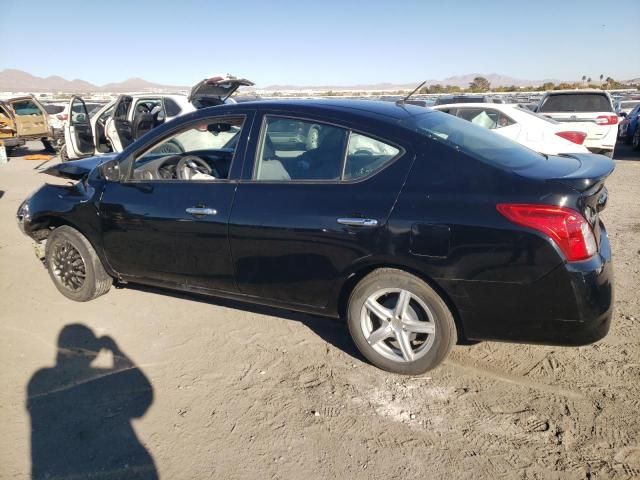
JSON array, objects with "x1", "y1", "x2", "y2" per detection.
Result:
[
  {"x1": 619, "y1": 111, "x2": 627, "y2": 118},
  {"x1": 100, "y1": 158, "x2": 121, "y2": 182}
]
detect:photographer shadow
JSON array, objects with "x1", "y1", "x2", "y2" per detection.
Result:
[{"x1": 27, "y1": 324, "x2": 157, "y2": 480}]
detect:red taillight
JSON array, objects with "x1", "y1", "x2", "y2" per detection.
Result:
[
  {"x1": 56, "y1": 113, "x2": 68, "y2": 121},
  {"x1": 555, "y1": 131, "x2": 587, "y2": 145},
  {"x1": 595, "y1": 115, "x2": 617, "y2": 125},
  {"x1": 496, "y1": 203, "x2": 597, "y2": 261}
]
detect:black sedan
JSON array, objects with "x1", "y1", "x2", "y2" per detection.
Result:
[{"x1": 17, "y1": 100, "x2": 614, "y2": 374}]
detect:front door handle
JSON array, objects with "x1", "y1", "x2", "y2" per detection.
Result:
[
  {"x1": 186, "y1": 207, "x2": 217, "y2": 216},
  {"x1": 337, "y1": 217, "x2": 378, "y2": 227}
]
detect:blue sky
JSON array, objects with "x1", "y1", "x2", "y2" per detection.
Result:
[{"x1": 0, "y1": 0, "x2": 638, "y2": 87}]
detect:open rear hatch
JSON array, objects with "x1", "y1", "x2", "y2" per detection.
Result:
[
  {"x1": 517, "y1": 152, "x2": 614, "y2": 247},
  {"x1": 188, "y1": 75, "x2": 254, "y2": 108}
]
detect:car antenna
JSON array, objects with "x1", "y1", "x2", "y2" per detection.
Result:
[{"x1": 397, "y1": 81, "x2": 426, "y2": 105}]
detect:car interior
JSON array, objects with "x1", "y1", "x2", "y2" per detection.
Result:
[{"x1": 131, "y1": 117, "x2": 244, "y2": 181}]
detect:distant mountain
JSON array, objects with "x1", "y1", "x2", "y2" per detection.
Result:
[
  {"x1": 261, "y1": 73, "x2": 565, "y2": 91},
  {"x1": 0, "y1": 69, "x2": 187, "y2": 93}
]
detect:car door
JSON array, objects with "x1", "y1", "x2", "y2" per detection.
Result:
[
  {"x1": 99, "y1": 111, "x2": 253, "y2": 293},
  {"x1": 63, "y1": 96, "x2": 95, "y2": 158},
  {"x1": 105, "y1": 95, "x2": 133, "y2": 152},
  {"x1": 0, "y1": 102, "x2": 17, "y2": 141},
  {"x1": 9, "y1": 97, "x2": 50, "y2": 137},
  {"x1": 228, "y1": 111, "x2": 415, "y2": 308}
]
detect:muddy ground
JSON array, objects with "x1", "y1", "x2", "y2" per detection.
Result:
[{"x1": 1, "y1": 142, "x2": 639, "y2": 479}]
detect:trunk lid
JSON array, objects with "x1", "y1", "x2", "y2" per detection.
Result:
[
  {"x1": 188, "y1": 75, "x2": 254, "y2": 108},
  {"x1": 43, "y1": 154, "x2": 116, "y2": 180}
]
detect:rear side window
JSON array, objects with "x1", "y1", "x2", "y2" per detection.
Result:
[
  {"x1": 539, "y1": 94, "x2": 612, "y2": 113},
  {"x1": 12, "y1": 100, "x2": 41, "y2": 116},
  {"x1": 409, "y1": 111, "x2": 543, "y2": 170},
  {"x1": 254, "y1": 116, "x2": 401, "y2": 182},
  {"x1": 456, "y1": 108, "x2": 515, "y2": 129},
  {"x1": 114, "y1": 97, "x2": 132, "y2": 119}
]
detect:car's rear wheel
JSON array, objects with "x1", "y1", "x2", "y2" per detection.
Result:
[
  {"x1": 45, "y1": 226, "x2": 112, "y2": 302},
  {"x1": 633, "y1": 129, "x2": 640, "y2": 151},
  {"x1": 347, "y1": 268, "x2": 456, "y2": 375}
]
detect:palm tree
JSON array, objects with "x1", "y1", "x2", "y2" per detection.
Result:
[
  {"x1": 599, "y1": 74, "x2": 604, "y2": 84},
  {"x1": 582, "y1": 75, "x2": 587, "y2": 85},
  {"x1": 587, "y1": 77, "x2": 592, "y2": 84}
]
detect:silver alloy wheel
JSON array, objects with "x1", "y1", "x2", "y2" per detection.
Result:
[{"x1": 360, "y1": 288, "x2": 436, "y2": 363}]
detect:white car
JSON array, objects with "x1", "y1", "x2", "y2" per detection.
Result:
[
  {"x1": 535, "y1": 90, "x2": 618, "y2": 158},
  {"x1": 63, "y1": 75, "x2": 253, "y2": 161},
  {"x1": 431, "y1": 103, "x2": 590, "y2": 155}
]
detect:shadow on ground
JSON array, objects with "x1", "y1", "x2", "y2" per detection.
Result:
[{"x1": 27, "y1": 324, "x2": 158, "y2": 480}]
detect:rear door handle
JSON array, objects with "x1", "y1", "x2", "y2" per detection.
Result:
[
  {"x1": 337, "y1": 217, "x2": 378, "y2": 227},
  {"x1": 186, "y1": 207, "x2": 217, "y2": 216}
]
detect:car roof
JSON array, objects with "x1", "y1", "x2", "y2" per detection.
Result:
[
  {"x1": 221, "y1": 99, "x2": 429, "y2": 122},
  {"x1": 432, "y1": 102, "x2": 515, "y2": 109}
]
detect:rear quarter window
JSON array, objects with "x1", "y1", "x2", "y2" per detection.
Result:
[{"x1": 539, "y1": 94, "x2": 613, "y2": 113}]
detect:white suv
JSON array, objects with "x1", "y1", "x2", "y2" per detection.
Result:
[{"x1": 536, "y1": 90, "x2": 618, "y2": 158}]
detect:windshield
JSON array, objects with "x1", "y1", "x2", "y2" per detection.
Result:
[
  {"x1": 408, "y1": 111, "x2": 544, "y2": 170},
  {"x1": 539, "y1": 93, "x2": 612, "y2": 113}
]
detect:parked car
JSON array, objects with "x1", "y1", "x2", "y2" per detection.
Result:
[
  {"x1": 17, "y1": 100, "x2": 614, "y2": 374},
  {"x1": 618, "y1": 103, "x2": 640, "y2": 149},
  {"x1": 536, "y1": 90, "x2": 618, "y2": 157},
  {"x1": 62, "y1": 75, "x2": 253, "y2": 161},
  {"x1": 614, "y1": 99, "x2": 640, "y2": 117},
  {"x1": 431, "y1": 103, "x2": 590, "y2": 155},
  {"x1": 434, "y1": 95, "x2": 502, "y2": 106},
  {"x1": 0, "y1": 96, "x2": 54, "y2": 154}
]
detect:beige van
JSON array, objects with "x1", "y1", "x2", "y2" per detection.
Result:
[{"x1": 0, "y1": 96, "x2": 53, "y2": 154}]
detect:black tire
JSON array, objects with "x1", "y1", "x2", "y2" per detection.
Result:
[
  {"x1": 624, "y1": 131, "x2": 633, "y2": 145},
  {"x1": 59, "y1": 144, "x2": 69, "y2": 162},
  {"x1": 45, "y1": 226, "x2": 112, "y2": 302},
  {"x1": 633, "y1": 129, "x2": 640, "y2": 151},
  {"x1": 347, "y1": 268, "x2": 456, "y2": 375},
  {"x1": 604, "y1": 150, "x2": 614, "y2": 159}
]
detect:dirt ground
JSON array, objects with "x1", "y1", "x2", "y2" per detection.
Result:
[{"x1": 1, "y1": 142, "x2": 639, "y2": 480}]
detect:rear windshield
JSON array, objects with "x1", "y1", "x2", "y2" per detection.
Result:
[
  {"x1": 513, "y1": 106, "x2": 559, "y2": 124},
  {"x1": 408, "y1": 111, "x2": 543, "y2": 169},
  {"x1": 43, "y1": 104, "x2": 64, "y2": 114},
  {"x1": 539, "y1": 93, "x2": 612, "y2": 113}
]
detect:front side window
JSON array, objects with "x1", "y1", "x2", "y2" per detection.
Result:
[
  {"x1": 12, "y1": 100, "x2": 41, "y2": 116},
  {"x1": 113, "y1": 97, "x2": 132, "y2": 119},
  {"x1": 254, "y1": 116, "x2": 402, "y2": 182},
  {"x1": 131, "y1": 116, "x2": 244, "y2": 181}
]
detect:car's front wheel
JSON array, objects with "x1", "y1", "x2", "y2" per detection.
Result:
[
  {"x1": 633, "y1": 129, "x2": 640, "y2": 151},
  {"x1": 347, "y1": 268, "x2": 457, "y2": 375},
  {"x1": 45, "y1": 226, "x2": 112, "y2": 302}
]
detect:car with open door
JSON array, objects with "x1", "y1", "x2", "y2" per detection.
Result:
[
  {"x1": 17, "y1": 100, "x2": 614, "y2": 375},
  {"x1": 62, "y1": 75, "x2": 253, "y2": 161},
  {"x1": 0, "y1": 96, "x2": 54, "y2": 154}
]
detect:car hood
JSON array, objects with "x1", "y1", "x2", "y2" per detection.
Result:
[
  {"x1": 188, "y1": 75, "x2": 254, "y2": 104},
  {"x1": 43, "y1": 154, "x2": 117, "y2": 180}
]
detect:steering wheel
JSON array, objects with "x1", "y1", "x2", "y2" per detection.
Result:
[{"x1": 176, "y1": 155, "x2": 213, "y2": 180}]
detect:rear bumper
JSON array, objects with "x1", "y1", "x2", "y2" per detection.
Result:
[{"x1": 453, "y1": 224, "x2": 613, "y2": 346}]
